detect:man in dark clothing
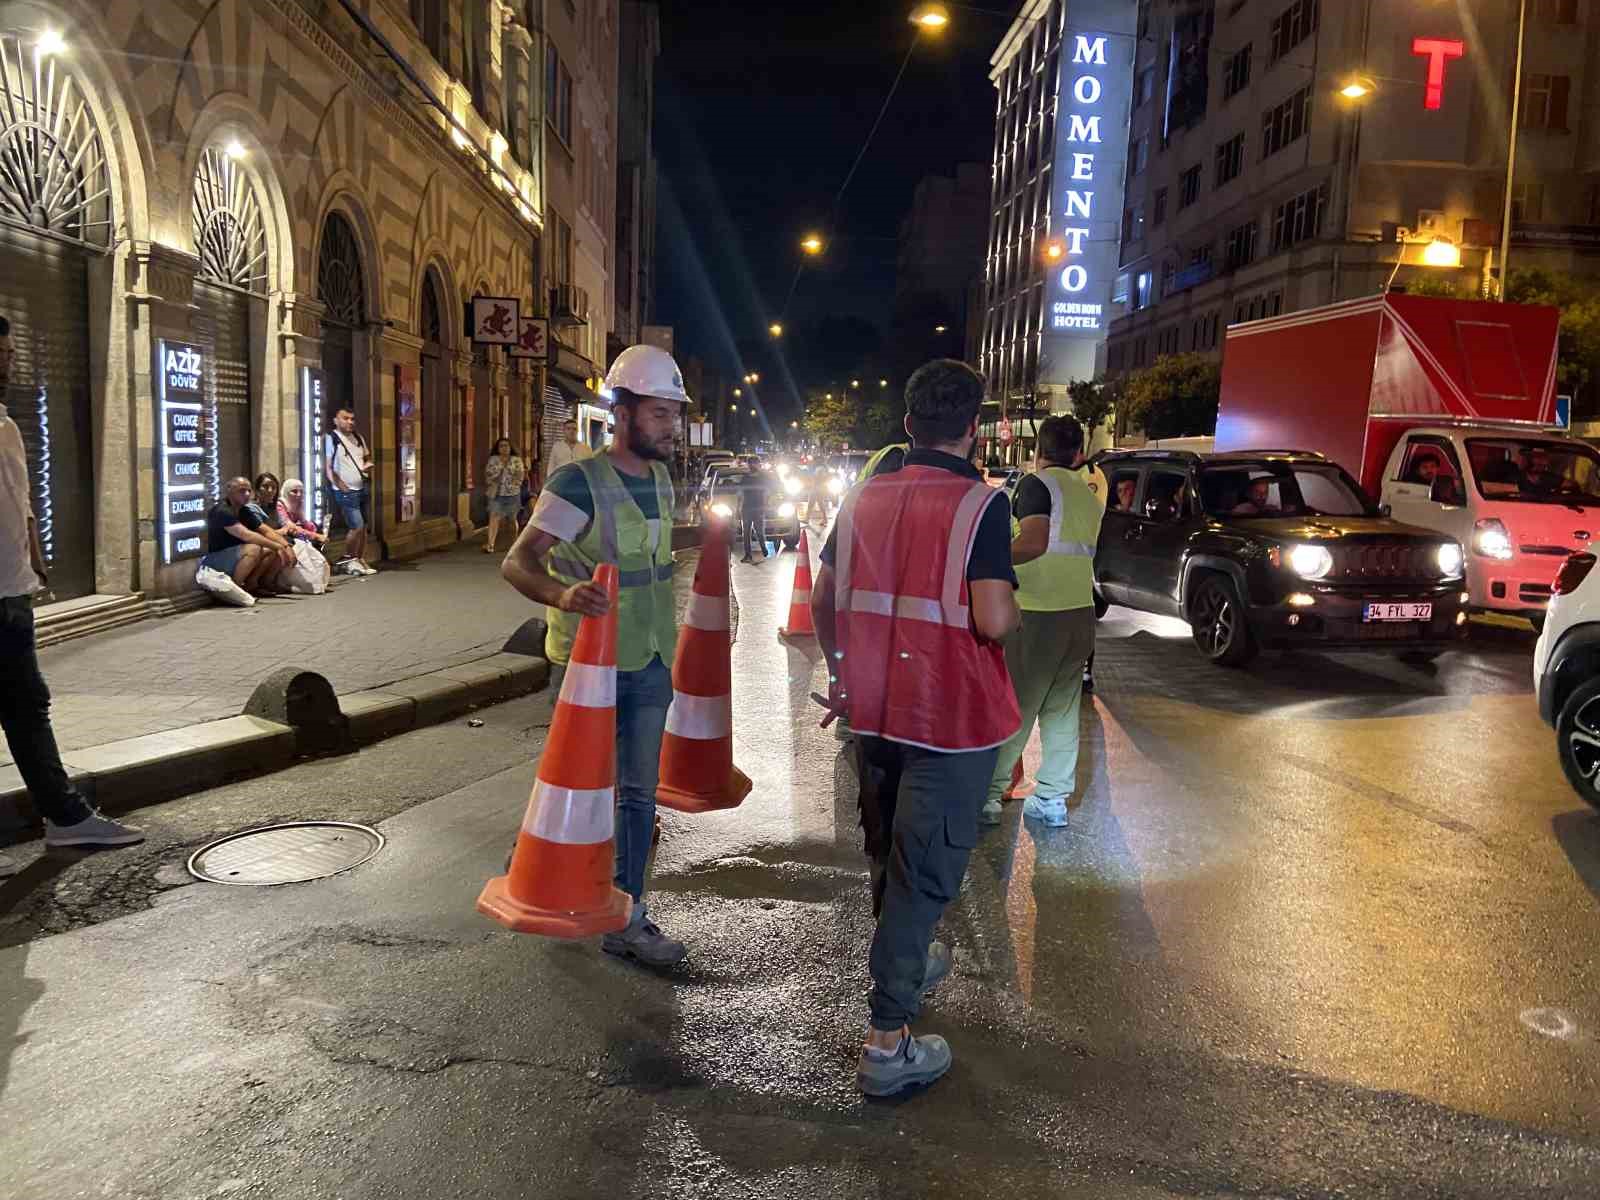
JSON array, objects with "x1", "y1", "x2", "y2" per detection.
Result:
[
  {"x1": 812, "y1": 359, "x2": 1021, "y2": 1097},
  {"x1": 738, "y1": 470, "x2": 769, "y2": 563}
]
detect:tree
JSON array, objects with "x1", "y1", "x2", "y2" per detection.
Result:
[
  {"x1": 1122, "y1": 353, "x2": 1221, "y2": 440},
  {"x1": 804, "y1": 391, "x2": 860, "y2": 448},
  {"x1": 1505, "y1": 268, "x2": 1600, "y2": 418},
  {"x1": 859, "y1": 396, "x2": 900, "y2": 448},
  {"x1": 1067, "y1": 377, "x2": 1115, "y2": 434}
]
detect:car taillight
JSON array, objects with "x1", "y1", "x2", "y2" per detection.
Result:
[{"x1": 1553, "y1": 551, "x2": 1597, "y2": 595}]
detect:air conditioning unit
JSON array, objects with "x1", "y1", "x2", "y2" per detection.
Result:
[
  {"x1": 1416, "y1": 209, "x2": 1447, "y2": 236},
  {"x1": 550, "y1": 282, "x2": 590, "y2": 328}
]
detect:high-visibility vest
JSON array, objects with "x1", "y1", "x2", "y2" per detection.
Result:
[
  {"x1": 545, "y1": 455, "x2": 677, "y2": 671},
  {"x1": 856, "y1": 443, "x2": 908, "y2": 484},
  {"x1": 1076, "y1": 462, "x2": 1108, "y2": 508},
  {"x1": 834, "y1": 465, "x2": 1020, "y2": 752},
  {"x1": 1013, "y1": 466, "x2": 1103, "y2": 612}
]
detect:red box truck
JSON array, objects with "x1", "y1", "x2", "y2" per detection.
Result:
[{"x1": 1215, "y1": 292, "x2": 1600, "y2": 624}]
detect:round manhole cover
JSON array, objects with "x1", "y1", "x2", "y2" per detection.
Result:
[{"x1": 187, "y1": 821, "x2": 384, "y2": 886}]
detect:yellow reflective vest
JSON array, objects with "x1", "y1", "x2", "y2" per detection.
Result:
[{"x1": 1013, "y1": 465, "x2": 1103, "y2": 612}]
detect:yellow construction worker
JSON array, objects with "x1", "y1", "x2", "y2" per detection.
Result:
[
  {"x1": 981, "y1": 414, "x2": 1104, "y2": 827},
  {"x1": 855, "y1": 442, "x2": 908, "y2": 484}
]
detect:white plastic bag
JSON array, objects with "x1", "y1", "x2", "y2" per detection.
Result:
[
  {"x1": 282, "y1": 539, "x2": 331, "y2": 595},
  {"x1": 195, "y1": 563, "x2": 255, "y2": 607}
]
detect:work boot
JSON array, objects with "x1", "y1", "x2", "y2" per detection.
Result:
[
  {"x1": 44, "y1": 811, "x2": 144, "y2": 848},
  {"x1": 1021, "y1": 795, "x2": 1069, "y2": 828},
  {"x1": 922, "y1": 941, "x2": 952, "y2": 995},
  {"x1": 0, "y1": 848, "x2": 18, "y2": 878},
  {"x1": 857, "y1": 1030, "x2": 953, "y2": 1097},
  {"x1": 601, "y1": 906, "x2": 687, "y2": 968}
]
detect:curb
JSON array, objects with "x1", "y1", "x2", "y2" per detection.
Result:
[{"x1": 0, "y1": 652, "x2": 550, "y2": 826}]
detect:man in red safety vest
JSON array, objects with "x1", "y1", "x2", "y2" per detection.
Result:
[{"x1": 811, "y1": 359, "x2": 1021, "y2": 1097}]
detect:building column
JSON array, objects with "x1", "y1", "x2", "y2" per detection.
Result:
[
  {"x1": 378, "y1": 326, "x2": 427, "y2": 560},
  {"x1": 273, "y1": 291, "x2": 327, "y2": 524},
  {"x1": 453, "y1": 348, "x2": 476, "y2": 531}
]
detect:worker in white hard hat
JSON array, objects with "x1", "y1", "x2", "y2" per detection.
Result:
[{"x1": 503, "y1": 343, "x2": 689, "y2": 968}]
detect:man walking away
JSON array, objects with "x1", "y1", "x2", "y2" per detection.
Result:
[
  {"x1": 503, "y1": 344, "x2": 687, "y2": 967},
  {"x1": 323, "y1": 407, "x2": 375, "y2": 576},
  {"x1": 0, "y1": 314, "x2": 142, "y2": 876},
  {"x1": 738, "y1": 467, "x2": 768, "y2": 563},
  {"x1": 981, "y1": 416, "x2": 1104, "y2": 827},
  {"x1": 811, "y1": 359, "x2": 1021, "y2": 1096},
  {"x1": 545, "y1": 417, "x2": 591, "y2": 482}
]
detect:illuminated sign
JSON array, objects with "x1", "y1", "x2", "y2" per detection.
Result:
[
  {"x1": 157, "y1": 340, "x2": 209, "y2": 562},
  {"x1": 301, "y1": 366, "x2": 326, "y2": 529},
  {"x1": 1411, "y1": 37, "x2": 1463, "y2": 110}
]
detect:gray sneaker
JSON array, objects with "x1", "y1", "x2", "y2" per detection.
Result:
[
  {"x1": 922, "y1": 940, "x2": 952, "y2": 995},
  {"x1": 857, "y1": 1031, "x2": 953, "y2": 1097},
  {"x1": 44, "y1": 811, "x2": 145, "y2": 848},
  {"x1": 601, "y1": 908, "x2": 687, "y2": 968},
  {"x1": 1022, "y1": 795, "x2": 1069, "y2": 827},
  {"x1": 979, "y1": 797, "x2": 1003, "y2": 825},
  {"x1": 0, "y1": 848, "x2": 18, "y2": 878}
]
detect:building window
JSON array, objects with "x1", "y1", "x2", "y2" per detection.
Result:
[
  {"x1": 1130, "y1": 135, "x2": 1149, "y2": 175},
  {"x1": 550, "y1": 212, "x2": 573, "y2": 284},
  {"x1": 1519, "y1": 74, "x2": 1571, "y2": 131},
  {"x1": 410, "y1": 0, "x2": 443, "y2": 61},
  {"x1": 545, "y1": 45, "x2": 573, "y2": 146},
  {"x1": 1134, "y1": 271, "x2": 1152, "y2": 310},
  {"x1": 1535, "y1": 0, "x2": 1579, "y2": 22},
  {"x1": 1214, "y1": 132, "x2": 1245, "y2": 187},
  {"x1": 1222, "y1": 44, "x2": 1252, "y2": 99},
  {"x1": 1270, "y1": 182, "x2": 1327, "y2": 252},
  {"x1": 1512, "y1": 181, "x2": 1545, "y2": 224},
  {"x1": 1122, "y1": 203, "x2": 1146, "y2": 244},
  {"x1": 1152, "y1": 187, "x2": 1168, "y2": 226},
  {"x1": 1161, "y1": 259, "x2": 1175, "y2": 295},
  {"x1": 1136, "y1": 67, "x2": 1156, "y2": 107},
  {"x1": 1262, "y1": 86, "x2": 1311, "y2": 159},
  {"x1": 1113, "y1": 273, "x2": 1130, "y2": 303},
  {"x1": 1138, "y1": 0, "x2": 1151, "y2": 38},
  {"x1": 1179, "y1": 164, "x2": 1202, "y2": 209},
  {"x1": 1268, "y1": 0, "x2": 1319, "y2": 63},
  {"x1": 1224, "y1": 219, "x2": 1258, "y2": 271}
]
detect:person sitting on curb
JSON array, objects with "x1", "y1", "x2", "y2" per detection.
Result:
[
  {"x1": 277, "y1": 478, "x2": 327, "y2": 546},
  {"x1": 248, "y1": 473, "x2": 299, "y2": 586},
  {"x1": 201, "y1": 477, "x2": 285, "y2": 596}
]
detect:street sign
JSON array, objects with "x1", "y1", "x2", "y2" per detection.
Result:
[
  {"x1": 469, "y1": 296, "x2": 520, "y2": 345},
  {"x1": 1556, "y1": 394, "x2": 1572, "y2": 428},
  {"x1": 510, "y1": 316, "x2": 548, "y2": 361}
]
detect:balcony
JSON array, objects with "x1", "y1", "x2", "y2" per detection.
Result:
[{"x1": 550, "y1": 282, "x2": 589, "y2": 328}]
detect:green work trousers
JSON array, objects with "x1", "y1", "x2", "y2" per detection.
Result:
[{"x1": 987, "y1": 605, "x2": 1097, "y2": 804}]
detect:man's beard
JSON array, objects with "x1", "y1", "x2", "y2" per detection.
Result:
[{"x1": 627, "y1": 422, "x2": 672, "y2": 462}]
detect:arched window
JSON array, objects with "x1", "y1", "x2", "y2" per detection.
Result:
[
  {"x1": 420, "y1": 271, "x2": 442, "y2": 344},
  {"x1": 0, "y1": 33, "x2": 110, "y2": 247},
  {"x1": 317, "y1": 211, "x2": 366, "y2": 327},
  {"x1": 192, "y1": 144, "x2": 267, "y2": 293}
]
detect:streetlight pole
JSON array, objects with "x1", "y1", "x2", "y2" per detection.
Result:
[{"x1": 1498, "y1": 0, "x2": 1528, "y2": 301}]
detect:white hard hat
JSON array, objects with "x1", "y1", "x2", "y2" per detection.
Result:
[{"x1": 605, "y1": 344, "x2": 689, "y2": 405}]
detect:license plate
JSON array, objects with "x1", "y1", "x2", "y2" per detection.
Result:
[{"x1": 1363, "y1": 602, "x2": 1432, "y2": 622}]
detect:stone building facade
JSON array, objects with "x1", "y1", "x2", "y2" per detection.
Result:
[{"x1": 0, "y1": 0, "x2": 549, "y2": 630}]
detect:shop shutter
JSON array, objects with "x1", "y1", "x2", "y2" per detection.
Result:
[
  {"x1": 0, "y1": 224, "x2": 95, "y2": 601},
  {"x1": 192, "y1": 280, "x2": 253, "y2": 499}
]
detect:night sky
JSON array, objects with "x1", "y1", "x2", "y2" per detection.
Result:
[{"x1": 653, "y1": 0, "x2": 1008, "y2": 419}]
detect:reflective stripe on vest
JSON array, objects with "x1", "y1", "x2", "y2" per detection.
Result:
[{"x1": 1039, "y1": 471, "x2": 1098, "y2": 558}]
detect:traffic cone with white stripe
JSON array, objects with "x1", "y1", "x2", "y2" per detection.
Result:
[
  {"x1": 477, "y1": 564, "x2": 631, "y2": 937},
  {"x1": 656, "y1": 521, "x2": 753, "y2": 814},
  {"x1": 778, "y1": 527, "x2": 817, "y2": 643}
]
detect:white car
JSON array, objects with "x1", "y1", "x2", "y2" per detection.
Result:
[{"x1": 1533, "y1": 548, "x2": 1600, "y2": 808}]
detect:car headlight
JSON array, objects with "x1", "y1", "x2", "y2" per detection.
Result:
[
  {"x1": 1285, "y1": 543, "x2": 1334, "y2": 580},
  {"x1": 778, "y1": 502, "x2": 796, "y2": 518},
  {"x1": 827, "y1": 476, "x2": 846, "y2": 496},
  {"x1": 1473, "y1": 518, "x2": 1513, "y2": 560},
  {"x1": 783, "y1": 477, "x2": 803, "y2": 496},
  {"x1": 1436, "y1": 541, "x2": 1464, "y2": 578},
  {"x1": 711, "y1": 502, "x2": 733, "y2": 519}
]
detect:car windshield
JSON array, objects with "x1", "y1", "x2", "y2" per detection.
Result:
[
  {"x1": 1464, "y1": 438, "x2": 1600, "y2": 504},
  {"x1": 1198, "y1": 463, "x2": 1370, "y2": 517}
]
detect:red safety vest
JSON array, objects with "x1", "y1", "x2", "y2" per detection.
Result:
[{"x1": 834, "y1": 464, "x2": 1021, "y2": 752}]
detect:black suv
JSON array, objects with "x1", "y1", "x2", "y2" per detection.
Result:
[{"x1": 1094, "y1": 450, "x2": 1469, "y2": 666}]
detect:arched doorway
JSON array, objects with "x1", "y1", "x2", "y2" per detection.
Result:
[
  {"x1": 317, "y1": 211, "x2": 367, "y2": 535},
  {"x1": 418, "y1": 271, "x2": 451, "y2": 519},
  {"x1": 191, "y1": 143, "x2": 268, "y2": 501},
  {"x1": 0, "y1": 32, "x2": 112, "y2": 601}
]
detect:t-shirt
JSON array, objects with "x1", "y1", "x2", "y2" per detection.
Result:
[
  {"x1": 820, "y1": 448, "x2": 1017, "y2": 587},
  {"x1": 1013, "y1": 473, "x2": 1051, "y2": 521},
  {"x1": 207, "y1": 503, "x2": 261, "y2": 552},
  {"x1": 531, "y1": 458, "x2": 667, "y2": 554},
  {"x1": 0, "y1": 406, "x2": 39, "y2": 597},
  {"x1": 325, "y1": 429, "x2": 369, "y2": 490}
]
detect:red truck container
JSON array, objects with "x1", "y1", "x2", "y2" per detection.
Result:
[{"x1": 1215, "y1": 292, "x2": 1600, "y2": 622}]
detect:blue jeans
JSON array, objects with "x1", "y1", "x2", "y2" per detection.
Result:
[{"x1": 554, "y1": 654, "x2": 672, "y2": 903}]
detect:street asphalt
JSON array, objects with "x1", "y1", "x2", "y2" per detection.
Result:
[{"x1": 3, "y1": 535, "x2": 1599, "y2": 1198}]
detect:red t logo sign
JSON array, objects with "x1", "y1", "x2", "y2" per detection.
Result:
[{"x1": 1411, "y1": 37, "x2": 1464, "y2": 110}]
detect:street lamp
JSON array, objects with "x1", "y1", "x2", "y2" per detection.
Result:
[
  {"x1": 1337, "y1": 75, "x2": 1375, "y2": 101},
  {"x1": 769, "y1": 323, "x2": 784, "y2": 338},
  {"x1": 934, "y1": 324, "x2": 948, "y2": 334},
  {"x1": 35, "y1": 29, "x2": 66, "y2": 56},
  {"x1": 1044, "y1": 241, "x2": 1064, "y2": 261},
  {"x1": 850, "y1": 379, "x2": 860, "y2": 388},
  {"x1": 879, "y1": 378, "x2": 888, "y2": 388},
  {"x1": 909, "y1": 3, "x2": 950, "y2": 30},
  {"x1": 749, "y1": 372, "x2": 760, "y2": 384},
  {"x1": 801, "y1": 233, "x2": 825, "y2": 256},
  {"x1": 733, "y1": 388, "x2": 742, "y2": 398}
]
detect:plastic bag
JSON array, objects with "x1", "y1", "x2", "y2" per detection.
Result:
[
  {"x1": 282, "y1": 539, "x2": 331, "y2": 595},
  {"x1": 195, "y1": 564, "x2": 255, "y2": 607}
]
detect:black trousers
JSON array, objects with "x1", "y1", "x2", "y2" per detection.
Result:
[
  {"x1": 855, "y1": 734, "x2": 998, "y2": 1031},
  {"x1": 1, "y1": 595, "x2": 91, "y2": 826}
]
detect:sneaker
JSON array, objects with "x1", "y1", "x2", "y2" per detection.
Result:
[
  {"x1": 922, "y1": 941, "x2": 952, "y2": 995},
  {"x1": 979, "y1": 797, "x2": 1003, "y2": 825},
  {"x1": 857, "y1": 1031, "x2": 953, "y2": 1097},
  {"x1": 334, "y1": 558, "x2": 357, "y2": 576},
  {"x1": 1021, "y1": 795, "x2": 1069, "y2": 827},
  {"x1": 0, "y1": 849, "x2": 19, "y2": 878},
  {"x1": 353, "y1": 560, "x2": 377, "y2": 576},
  {"x1": 1082, "y1": 668, "x2": 1095, "y2": 695},
  {"x1": 44, "y1": 811, "x2": 145, "y2": 848},
  {"x1": 601, "y1": 908, "x2": 687, "y2": 968}
]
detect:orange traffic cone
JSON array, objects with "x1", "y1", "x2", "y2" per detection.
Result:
[
  {"x1": 778, "y1": 527, "x2": 817, "y2": 642},
  {"x1": 477, "y1": 564, "x2": 631, "y2": 938},
  {"x1": 657, "y1": 522, "x2": 753, "y2": 813}
]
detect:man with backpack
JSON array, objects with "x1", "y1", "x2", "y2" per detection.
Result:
[{"x1": 323, "y1": 407, "x2": 376, "y2": 576}]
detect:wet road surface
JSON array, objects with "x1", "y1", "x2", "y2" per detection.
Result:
[{"x1": 3, "y1": 538, "x2": 1599, "y2": 1197}]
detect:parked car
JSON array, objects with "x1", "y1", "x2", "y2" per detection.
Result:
[
  {"x1": 1094, "y1": 449, "x2": 1469, "y2": 667},
  {"x1": 697, "y1": 466, "x2": 801, "y2": 549},
  {"x1": 1533, "y1": 550, "x2": 1600, "y2": 808}
]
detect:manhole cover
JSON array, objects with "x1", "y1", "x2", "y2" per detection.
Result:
[{"x1": 187, "y1": 822, "x2": 384, "y2": 886}]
